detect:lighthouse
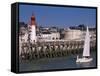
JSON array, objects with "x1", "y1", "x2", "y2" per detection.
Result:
[{"x1": 28, "y1": 14, "x2": 37, "y2": 43}]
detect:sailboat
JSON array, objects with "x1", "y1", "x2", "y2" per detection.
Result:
[{"x1": 76, "y1": 26, "x2": 93, "y2": 63}]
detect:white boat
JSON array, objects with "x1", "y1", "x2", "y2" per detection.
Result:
[{"x1": 76, "y1": 26, "x2": 93, "y2": 63}]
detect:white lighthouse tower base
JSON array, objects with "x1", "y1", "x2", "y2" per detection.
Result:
[{"x1": 30, "y1": 25, "x2": 37, "y2": 43}]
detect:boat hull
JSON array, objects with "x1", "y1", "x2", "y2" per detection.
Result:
[{"x1": 76, "y1": 58, "x2": 93, "y2": 63}]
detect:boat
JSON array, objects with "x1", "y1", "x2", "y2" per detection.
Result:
[{"x1": 76, "y1": 26, "x2": 93, "y2": 63}]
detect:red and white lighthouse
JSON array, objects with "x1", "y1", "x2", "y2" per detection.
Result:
[{"x1": 28, "y1": 14, "x2": 37, "y2": 43}]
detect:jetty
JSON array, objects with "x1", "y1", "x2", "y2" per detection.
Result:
[{"x1": 19, "y1": 39, "x2": 96, "y2": 60}]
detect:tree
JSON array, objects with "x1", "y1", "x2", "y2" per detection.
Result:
[{"x1": 78, "y1": 24, "x2": 86, "y2": 30}]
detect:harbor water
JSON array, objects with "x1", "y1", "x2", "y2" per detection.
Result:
[{"x1": 19, "y1": 50, "x2": 96, "y2": 72}]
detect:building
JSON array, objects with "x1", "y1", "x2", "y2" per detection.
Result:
[
  {"x1": 51, "y1": 32, "x2": 60, "y2": 40},
  {"x1": 81, "y1": 30, "x2": 96, "y2": 40},
  {"x1": 64, "y1": 29, "x2": 82, "y2": 40},
  {"x1": 19, "y1": 25, "x2": 28, "y2": 43},
  {"x1": 37, "y1": 31, "x2": 60, "y2": 41},
  {"x1": 40, "y1": 31, "x2": 52, "y2": 41}
]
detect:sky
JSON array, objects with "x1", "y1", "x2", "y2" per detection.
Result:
[{"x1": 19, "y1": 4, "x2": 96, "y2": 28}]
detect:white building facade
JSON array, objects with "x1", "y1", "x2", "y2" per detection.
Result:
[
  {"x1": 37, "y1": 32, "x2": 60, "y2": 41},
  {"x1": 64, "y1": 29, "x2": 82, "y2": 40}
]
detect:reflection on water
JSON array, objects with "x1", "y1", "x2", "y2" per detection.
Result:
[{"x1": 19, "y1": 51, "x2": 96, "y2": 72}]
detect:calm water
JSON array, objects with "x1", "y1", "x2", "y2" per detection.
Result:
[{"x1": 19, "y1": 51, "x2": 96, "y2": 72}]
